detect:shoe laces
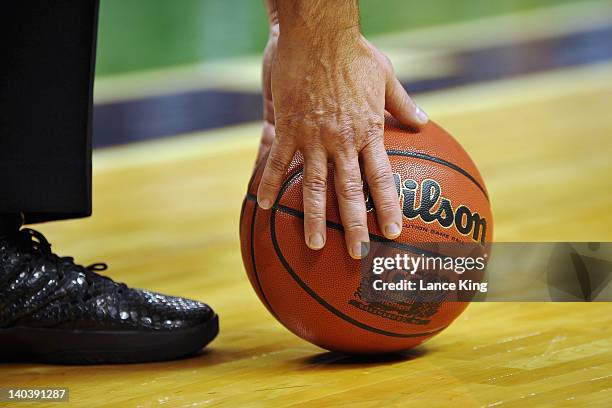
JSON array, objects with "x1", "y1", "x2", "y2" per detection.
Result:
[{"x1": 15, "y1": 228, "x2": 127, "y2": 299}]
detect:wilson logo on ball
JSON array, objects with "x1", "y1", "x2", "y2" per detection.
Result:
[{"x1": 367, "y1": 175, "x2": 487, "y2": 245}]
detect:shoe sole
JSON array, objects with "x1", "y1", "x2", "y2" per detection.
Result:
[{"x1": 0, "y1": 314, "x2": 219, "y2": 365}]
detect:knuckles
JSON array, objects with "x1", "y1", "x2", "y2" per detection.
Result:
[
  {"x1": 333, "y1": 124, "x2": 356, "y2": 147},
  {"x1": 266, "y1": 154, "x2": 289, "y2": 175},
  {"x1": 259, "y1": 176, "x2": 279, "y2": 190},
  {"x1": 276, "y1": 111, "x2": 385, "y2": 154},
  {"x1": 367, "y1": 166, "x2": 393, "y2": 187},
  {"x1": 342, "y1": 219, "x2": 368, "y2": 232},
  {"x1": 377, "y1": 200, "x2": 400, "y2": 215},
  {"x1": 337, "y1": 179, "x2": 365, "y2": 201},
  {"x1": 367, "y1": 118, "x2": 385, "y2": 135},
  {"x1": 303, "y1": 174, "x2": 327, "y2": 193},
  {"x1": 303, "y1": 206, "x2": 326, "y2": 222}
]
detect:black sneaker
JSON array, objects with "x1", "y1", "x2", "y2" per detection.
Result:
[{"x1": 0, "y1": 225, "x2": 219, "y2": 364}]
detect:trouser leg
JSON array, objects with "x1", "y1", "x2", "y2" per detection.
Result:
[{"x1": 0, "y1": 0, "x2": 99, "y2": 224}]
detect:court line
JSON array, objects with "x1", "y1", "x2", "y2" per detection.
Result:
[
  {"x1": 415, "y1": 60, "x2": 612, "y2": 118},
  {"x1": 92, "y1": 61, "x2": 612, "y2": 172},
  {"x1": 92, "y1": 24, "x2": 612, "y2": 147},
  {"x1": 91, "y1": 14, "x2": 612, "y2": 147}
]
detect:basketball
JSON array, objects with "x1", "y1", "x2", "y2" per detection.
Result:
[{"x1": 240, "y1": 116, "x2": 493, "y2": 354}]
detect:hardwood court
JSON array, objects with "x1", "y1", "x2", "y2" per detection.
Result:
[{"x1": 1, "y1": 63, "x2": 611, "y2": 407}]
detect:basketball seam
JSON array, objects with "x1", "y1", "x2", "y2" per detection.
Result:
[
  {"x1": 246, "y1": 193, "x2": 450, "y2": 260},
  {"x1": 269, "y1": 207, "x2": 447, "y2": 338},
  {"x1": 239, "y1": 197, "x2": 247, "y2": 229},
  {"x1": 248, "y1": 202, "x2": 277, "y2": 318},
  {"x1": 386, "y1": 150, "x2": 489, "y2": 201}
]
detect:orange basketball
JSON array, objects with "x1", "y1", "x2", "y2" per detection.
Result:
[{"x1": 240, "y1": 116, "x2": 493, "y2": 354}]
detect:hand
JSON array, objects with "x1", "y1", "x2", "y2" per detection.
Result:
[
  {"x1": 255, "y1": 23, "x2": 279, "y2": 166},
  {"x1": 257, "y1": 10, "x2": 428, "y2": 259}
]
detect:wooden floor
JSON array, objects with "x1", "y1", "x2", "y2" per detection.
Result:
[{"x1": 1, "y1": 63, "x2": 612, "y2": 407}]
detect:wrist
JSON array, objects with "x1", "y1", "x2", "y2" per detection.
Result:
[
  {"x1": 276, "y1": 30, "x2": 365, "y2": 68},
  {"x1": 279, "y1": 25, "x2": 361, "y2": 48}
]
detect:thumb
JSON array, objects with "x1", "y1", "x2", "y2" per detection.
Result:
[{"x1": 385, "y1": 77, "x2": 428, "y2": 127}]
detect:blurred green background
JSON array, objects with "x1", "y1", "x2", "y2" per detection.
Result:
[{"x1": 96, "y1": 0, "x2": 580, "y2": 77}]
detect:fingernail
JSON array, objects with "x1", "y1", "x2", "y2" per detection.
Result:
[
  {"x1": 351, "y1": 242, "x2": 370, "y2": 259},
  {"x1": 308, "y1": 233, "x2": 325, "y2": 250},
  {"x1": 385, "y1": 223, "x2": 401, "y2": 238},
  {"x1": 416, "y1": 107, "x2": 429, "y2": 124},
  {"x1": 259, "y1": 198, "x2": 271, "y2": 209}
]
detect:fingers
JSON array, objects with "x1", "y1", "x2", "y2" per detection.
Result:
[
  {"x1": 361, "y1": 139, "x2": 402, "y2": 239},
  {"x1": 334, "y1": 149, "x2": 370, "y2": 259},
  {"x1": 257, "y1": 132, "x2": 296, "y2": 209},
  {"x1": 302, "y1": 148, "x2": 328, "y2": 250},
  {"x1": 255, "y1": 123, "x2": 276, "y2": 167},
  {"x1": 385, "y1": 77, "x2": 428, "y2": 127}
]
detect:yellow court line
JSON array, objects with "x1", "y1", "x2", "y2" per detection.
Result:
[
  {"x1": 93, "y1": 0, "x2": 612, "y2": 103},
  {"x1": 415, "y1": 60, "x2": 612, "y2": 117},
  {"x1": 93, "y1": 61, "x2": 612, "y2": 171}
]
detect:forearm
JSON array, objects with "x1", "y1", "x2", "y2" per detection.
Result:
[{"x1": 275, "y1": 0, "x2": 360, "y2": 44}]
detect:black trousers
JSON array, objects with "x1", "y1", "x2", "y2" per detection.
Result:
[{"x1": 0, "y1": 1, "x2": 99, "y2": 224}]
